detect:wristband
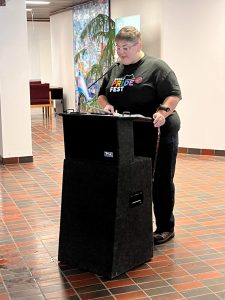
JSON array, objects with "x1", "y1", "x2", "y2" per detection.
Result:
[{"x1": 158, "y1": 104, "x2": 170, "y2": 112}]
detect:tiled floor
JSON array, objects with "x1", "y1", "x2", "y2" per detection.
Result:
[{"x1": 0, "y1": 110, "x2": 225, "y2": 300}]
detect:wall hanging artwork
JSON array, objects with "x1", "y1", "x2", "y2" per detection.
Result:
[{"x1": 73, "y1": 0, "x2": 115, "y2": 111}]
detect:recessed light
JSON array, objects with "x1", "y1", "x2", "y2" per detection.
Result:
[
  {"x1": 26, "y1": 1, "x2": 50, "y2": 5},
  {"x1": 26, "y1": 8, "x2": 33, "y2": 11}
]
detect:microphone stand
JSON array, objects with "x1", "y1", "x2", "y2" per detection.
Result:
[{"x1": 77, "y1": 62, "x2": 119, "y2": 113}]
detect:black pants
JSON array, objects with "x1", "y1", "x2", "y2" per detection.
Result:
[
  {"x1": 152, "y1": 134, "x2": 178, "y2": 232},
  {"x1": 133, "y1": 122, "x2": 179, "y2": 233}
]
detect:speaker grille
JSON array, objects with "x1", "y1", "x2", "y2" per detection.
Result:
[{"x1": 58, "y1": 157, "x2": 153, "y2": 278}]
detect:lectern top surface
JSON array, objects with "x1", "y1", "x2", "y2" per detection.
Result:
[{"x1": 60, "y1": 112, "x2": 152, "y2": 122}]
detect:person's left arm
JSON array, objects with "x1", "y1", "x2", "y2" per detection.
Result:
[
  {"x1": 153, "y1": 95, "x2": 181, "y2": 128},
  {"x1": 153, "y1": 60, "x2": 182, "y2": 127}
]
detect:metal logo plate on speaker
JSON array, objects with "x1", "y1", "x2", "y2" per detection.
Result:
[{"x1": 104, "y1": 151, "x2": 113, "y2": 158}]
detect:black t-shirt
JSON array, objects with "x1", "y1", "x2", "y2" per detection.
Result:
[{"x1": 98, "y1": 55, "x2": 182, "y2": 136}]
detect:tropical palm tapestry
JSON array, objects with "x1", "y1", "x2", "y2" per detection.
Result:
[{"x1": 73, "y1": 0, "x2": 115, "y2": 110}]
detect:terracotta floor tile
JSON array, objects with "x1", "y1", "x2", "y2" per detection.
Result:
[
  {"x1": 115, "y1": 291, "x2": 147, "y2": 299},
  {"x1": 44, "y1": 288, "x2": 78, "y2": 299},
  {"x1": 127, "y1": 269, "x2": 155, "y2": 278},
  {"x1": 180, "y1": 286, "x2": 218, "y2": 299},
  {"x1": 70, "y1": 277, "x2": 102, "y2": 288},
  {"x1": 67, "y1": 273, "x2": 98, "y2": 283},
  {"x1": 166, "y1": 275, "x2": 196, "y2": 285},
  {"x1": 145, "y1": 285, "x2": 176, "y2": 297},
  {"x1": 76, "y1": 283, "x2": 107, "y2": 294},
  {"x1": 79, "y1": 289, "x2": 111, "y2": 299},
  {"x1": 105, "y1": 278, "x2": 134, "y2": 288},
  {"x1": 173, "y1": 281, "x2": 204, "y2": 292},
  {"x1": 193, "y1": 271, "x2": 224, "y2": 281},
  {"x1": 151, "y1": 292, "x2": 184, "y2": 299}
]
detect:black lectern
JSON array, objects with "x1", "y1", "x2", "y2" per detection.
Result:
[{"x1": 58, "y1": 113, "x2": 154, "y2": 279}]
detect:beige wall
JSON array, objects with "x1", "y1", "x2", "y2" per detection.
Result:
[
  {"x1": 50, "y1": 11, "x2": 75, "y2": 111},
  {"x1": 111, "y1": 0, "x2": 162, "y2": 57},
  {"x1": 27, "y1": 21, "x2": 52, "y2": 83},
  {"x1": 161, "y1": 0, "x2": 225, "y2": 150}
]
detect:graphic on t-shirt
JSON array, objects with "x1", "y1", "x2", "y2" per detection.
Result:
[{"x1": 110, "y1": 74, "x2": 135, "y2": 92}]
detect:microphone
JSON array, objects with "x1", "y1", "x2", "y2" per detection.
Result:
[
  {"x1": 77, "y1": 62, "x2": 120, "y2": 113},
  {"x1": 87, "y1": 62, "x2": 120, "y2": 91}
]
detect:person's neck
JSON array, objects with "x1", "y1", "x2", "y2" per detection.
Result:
[{"x1": 132, "y1": 51, "x2": 145, "y2": 64}]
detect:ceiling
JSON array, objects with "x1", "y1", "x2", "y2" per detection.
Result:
[{"x1": 26, "y1": 0, "x2": 89, "y2": 21}]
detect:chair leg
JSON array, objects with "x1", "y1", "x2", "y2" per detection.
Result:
[{"x1": 49, "y1": 105, "x2": 52, "y2": 118}]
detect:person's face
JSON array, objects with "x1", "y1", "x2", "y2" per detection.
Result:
[{"x1": 116, "y1": 39, "x2": 142, "y2": 65}]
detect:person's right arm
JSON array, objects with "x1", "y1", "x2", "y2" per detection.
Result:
[{"x1": 98, "y1": 95, "x2": 115, "y2": 113}]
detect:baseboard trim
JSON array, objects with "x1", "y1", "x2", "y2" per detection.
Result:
[
  {"x1": 0, "y1": 156, "x2": 33, "y2": 164},
  {"x1": 179, "y1": 147, "x2": 225, "y2": 157}
]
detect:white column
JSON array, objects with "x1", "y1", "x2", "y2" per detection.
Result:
[
  {"x1": 0, "y1": 0, "x2": 33, "y2": 163},
  {"x1": 50, "y1": 11, "x2": 75, "y2": 111}
]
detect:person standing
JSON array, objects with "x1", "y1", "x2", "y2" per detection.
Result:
[{"x1": 98, "y1": 26, "x2": 182, "y2": 245}]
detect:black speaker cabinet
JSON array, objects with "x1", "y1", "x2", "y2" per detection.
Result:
[{"x1": 58, "y1": 113, "x2": 155, "y2": 279}]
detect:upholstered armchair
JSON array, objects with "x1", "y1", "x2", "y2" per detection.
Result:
[{"x1": 30, "y1": 83, "x2": 52, "y2": 117}]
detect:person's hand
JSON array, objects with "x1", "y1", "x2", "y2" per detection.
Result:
[
  {"x1": 153, "y1": 111, "x2": 166, "y2": 127},
  {"x1": 104, "y1": 104, "x2": 115, "y2": 113}
]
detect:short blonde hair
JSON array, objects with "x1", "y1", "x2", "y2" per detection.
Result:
[{"x1": 115, "y1": 26, "x2": 141, "y2": 43}]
